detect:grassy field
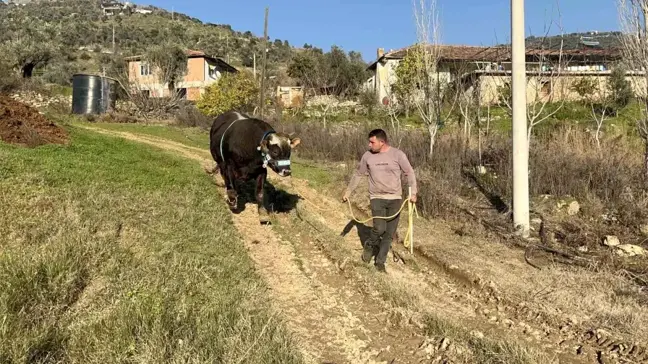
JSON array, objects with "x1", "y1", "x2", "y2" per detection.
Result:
[
  {"x1": 0, "y1": 125, "x2": 302, "y2": 363},
  {"x1": 75, "y1": 122, "x2": 211, "y2": 150},
  {"x1": 78, "y1": 121, "x2": 337, "y2": 188}
]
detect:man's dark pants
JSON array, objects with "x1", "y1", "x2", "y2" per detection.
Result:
[{"x1": 365, "y1": 198, "x2": 402, "y2": 265}]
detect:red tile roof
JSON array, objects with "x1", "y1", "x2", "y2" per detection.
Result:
[
  {"x1": 125, "y1": 50, "x2": 216, "y2": 61},
  {"x1": 186, "y1": 50, "x2": 208, "y2": 57},
  {"x1": 368, "y1": 44, "x2": 622, "y2": 70}
]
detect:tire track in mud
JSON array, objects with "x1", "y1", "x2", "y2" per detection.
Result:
[
  {"x1": 80, "y1": 125, "x2": 648, "y2": 364},
  {"x1": 79, "y1": 125, "x2": 430, "y2": 364}
]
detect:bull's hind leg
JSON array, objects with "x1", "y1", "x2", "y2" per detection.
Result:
[{"x1": 256, "y1": 170, "x2": 270, "y2": 224}]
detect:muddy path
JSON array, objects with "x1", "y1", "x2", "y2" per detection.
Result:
[
  {"x1": 79, "y1": 125, "x2": 648, "y2": 364},
  {"x1": 78, "y1": 125, "x2": 428, "y2": 363}
]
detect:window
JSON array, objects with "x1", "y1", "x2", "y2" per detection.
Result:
[
  {"x1": 541, "y1": 80, "x2": 552, "y2": 95},
  {"x1": 208, "y1": 65, "x2": 220, "y2": 79},
  {"x1": 140, "y1": 62, "x2": 151, "y2": 76}
]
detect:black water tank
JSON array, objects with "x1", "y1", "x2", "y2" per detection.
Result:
[{"x1": 71, "y1": 74, "x2": 117, "y2": 115}]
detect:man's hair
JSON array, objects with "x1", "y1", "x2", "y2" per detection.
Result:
[{"x1": 368, "y1": 129, "x2": 388, "y2": 142}]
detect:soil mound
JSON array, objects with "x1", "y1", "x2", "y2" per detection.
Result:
[{"x1": 0, "y1": 94, "x2": 69, "y2": 147}]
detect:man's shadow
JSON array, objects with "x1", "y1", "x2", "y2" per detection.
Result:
[
  {"x1": 340, "y1": 219, "x2": 403, "y2": 262},
  {"x1": 229, "y1": 179, "x2": 301, "y2": 214}
]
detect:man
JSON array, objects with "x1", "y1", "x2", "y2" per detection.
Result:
[{"x1": 343, "y1": 129, "x2": 417, "y2": 273}]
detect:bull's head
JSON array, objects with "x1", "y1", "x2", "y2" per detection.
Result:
[{"x1": 259, "y1": 132, "x2": 301, "y2": 177}]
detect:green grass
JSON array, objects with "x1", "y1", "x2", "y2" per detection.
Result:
[
  {"x1": 291, "y1": 159, "x2": 338, "y2": 188},
  {"x1": 458, "y1": 101, "x2": 647, "y2": 139},
  {"x1": 69, "y1": 121, "x2": 336, "y2": 191},
  {"x1": 79, "y1": 122, "x2": 211, "y2": 150},
  {"x1": 48, "y1": 84, "x2": 73, "y2": 97},
  {"x1": 0, "y1": 125, "x2": 302, "y2": 363}
]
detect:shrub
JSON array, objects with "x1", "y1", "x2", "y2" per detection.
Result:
[
  {"x1": 608, "y1": 66, "x2": 633, "y2": 112},
  {"x1": 358, "y1": 89, "x2": 377, "y2": 117},
  {"x1": 0, "y1": 60, "x2": 20, "y2": 93},
  {"x1": 41, "y1": 62, "x2": 80, "y2": 86},
  {"x1": 174, "y1": 102, "x2": 212, "y2": 129},
  {"x1": 277, "y1": 116, "x2": 648, "y2": 238},
  {"x1": 196, "y1": 71, "x2": 258, "y2": 117}
]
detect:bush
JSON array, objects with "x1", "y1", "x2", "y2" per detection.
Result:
[
  {"x1": 358, "y1": 89, "x2": 377, "y2": 117},
  {"x1": 608, "y1": 67, "x2": 633, "y2": 112},
  {"x1": 0, "y1": 61, "x2": 20, "y2": 93},
  {"x1": 174, "y1": 103, "x2": 212, "y2": 129},
  {"x1": 41, "y1": 61, "x2": 80, "y2": 86},
  {"x1": 277, "y1": 117, "x2": 648, "y2": 240},
  {"x1": 196, "y1": 71, "x2": 258, "y2": 117}
]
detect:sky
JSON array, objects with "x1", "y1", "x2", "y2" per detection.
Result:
[{"x1": 138, "y1": 0, "x2": 621, "y2": 63}]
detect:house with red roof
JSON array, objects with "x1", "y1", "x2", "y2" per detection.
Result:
[{"x1": 125, "y1": 50, "x2": 238, "y2": 101}]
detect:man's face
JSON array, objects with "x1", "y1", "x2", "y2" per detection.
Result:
[{"x1": 368, "y1": 136, "x2": 384, "y2": 153}]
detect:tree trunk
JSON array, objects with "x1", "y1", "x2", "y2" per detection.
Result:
[
  {"x1": 478, "y1": 120, "x2": 483, "y2": 166},
  {"x1": 486, "y1": 104, "x2": 491, "y2": 136},
  {"x1": 22, "y1": 63, "x2": 35, "y2": 78},
  {"x1": 428, "y1": 123, "x2": 438, "y2": 157}
]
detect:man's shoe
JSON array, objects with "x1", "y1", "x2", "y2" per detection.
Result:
[{"x1": 375, "y1": 263, "x2": 386, "y2": 273}]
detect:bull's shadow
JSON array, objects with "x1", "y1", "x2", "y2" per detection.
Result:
[
  {"x1": 229, "y1": 179, "x2": 301, "y2": 215},
  {"x1": 341, "y1": 220, "x2": 372, "y2": 249}
]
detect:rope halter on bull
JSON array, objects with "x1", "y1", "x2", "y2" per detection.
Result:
[
  {"x1": 257, "y1": 130, "x2": 291, "y2": 170},
  {"x1": 219, "y1": 118, "x2": 291, "y2": 171}
]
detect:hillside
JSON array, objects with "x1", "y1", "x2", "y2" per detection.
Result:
[
  {"x1": 506, "y1": 31, "x2": 624, "y2": 50},
  {"x1": 0, "y1": 0, "x2": 361, "y2": 86}
]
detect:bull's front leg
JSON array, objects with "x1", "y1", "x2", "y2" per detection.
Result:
[
  {"x1": 224, "y1": 164, "x2": 238, "y2": 209},
  {"x1": 256, "y1": 170, "x2": 270, "y2": 224}
]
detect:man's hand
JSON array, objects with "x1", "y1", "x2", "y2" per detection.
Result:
[
  {"x1": 410, "y1": 194, "x2": 417, "y2": 203},
  {"x1": 342, "y1": 191, "x2": 350, "y2": 202}
]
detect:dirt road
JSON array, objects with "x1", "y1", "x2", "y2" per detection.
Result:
[{"x1": 80, "y1": 124, "x2": 648, "y2": 364}]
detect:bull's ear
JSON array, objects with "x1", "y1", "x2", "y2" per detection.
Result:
[
  {"x1": 259, "y1": 139, "x2": 269, "y2": 152},
  {"x1": 290, "y1": 137, "x2": 301, "y2": 149}
]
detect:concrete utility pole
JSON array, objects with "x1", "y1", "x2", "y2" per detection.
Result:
[
  {"x1": 511, "y1": 0, "x2": 530, "y2": 236},
  {"x1": 259, "y1": 7, "x2": 269, "y2": 118}
]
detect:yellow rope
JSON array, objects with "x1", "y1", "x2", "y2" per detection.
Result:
[
  {"x1": 344, "y1": 198, "x2": 409, "y2": 224},
  {"x1": 345, "y1": 189, "x2": 420, "y2": 252}
]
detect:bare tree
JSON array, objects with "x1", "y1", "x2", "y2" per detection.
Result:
[
  {"x1": 617, "y1": 0, "x2": 648, "y2": 176},
  {"x1": 288, "y1": 49, "x2": 341, "y2": 128},
  {"x1": 145, "y1": 44, "x2": 188, "y2": 96},
  {"x1": 411, "y1": 0, "x2": 444, "y2": 156},
  {"x1": 453, "y1": 60, "x2": 482, "y2": 143},
  {"x1": 102, "y1": 53, "x2": 186, "y2": 119},
  {"x1": 475, "y1": 81, "x2": 494, "y2": 170},
  {"x1": 383, "y1": 81, "x2": 405, "y2": 136},
  {"x1": 571, "y1": 76, "x2": 613, "y2": 150},
  {"x1": 303, "y1": 72, "x2": 340, "y2": 129}
]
